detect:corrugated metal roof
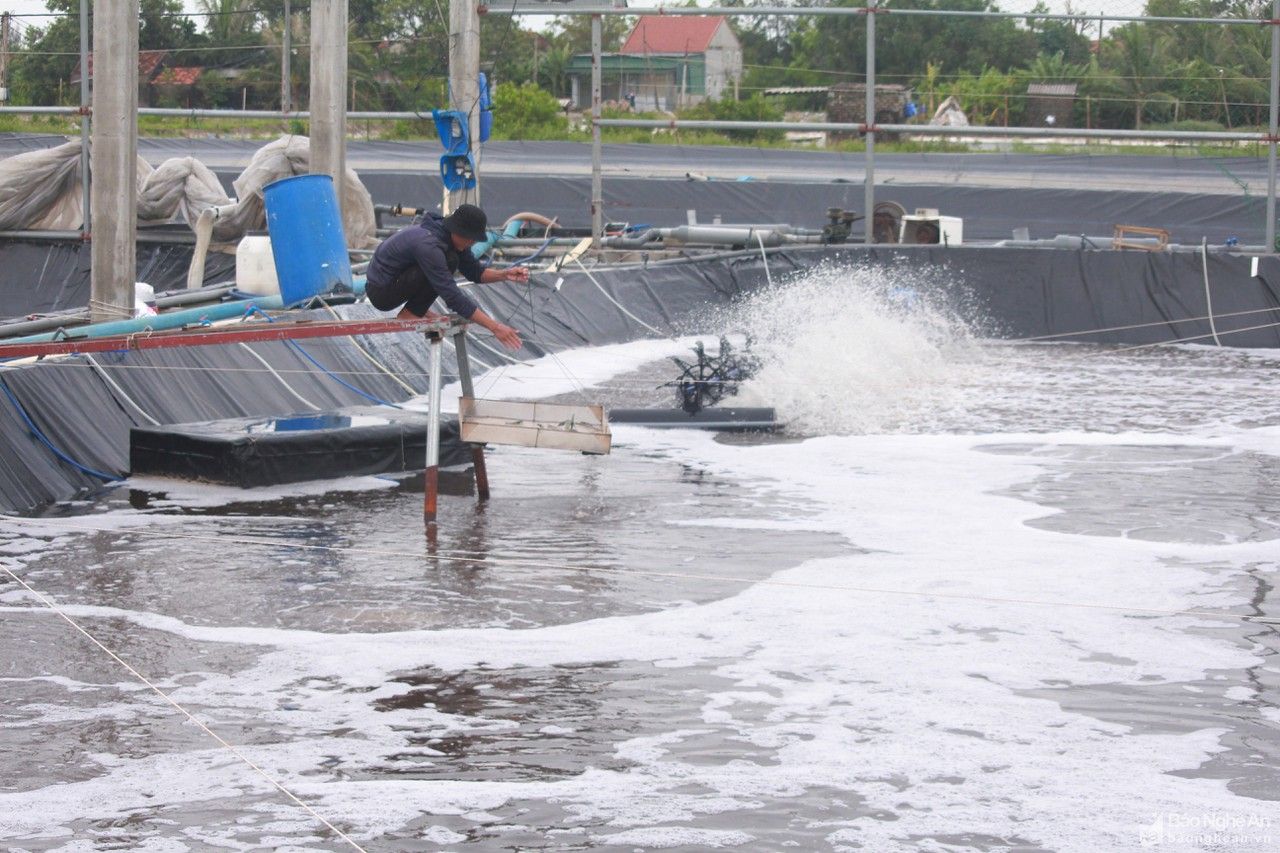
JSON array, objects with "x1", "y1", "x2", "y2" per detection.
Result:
[
  {"x1": 764, "y1": 86, "x2": 830, "y2": 96},
  {"x1": 1027, "y1": 83, "x2": 1079, "y2": 96}
]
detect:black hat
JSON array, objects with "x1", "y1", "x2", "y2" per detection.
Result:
[{"x1": 442, "y1": 204, "x2": 488, "y2": 242}]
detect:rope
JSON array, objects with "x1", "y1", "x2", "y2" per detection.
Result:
[
  {"x1": 242, "y1": 307, "x2": 403, "y2": 409},
  {"x1": 0, "y1": 562, "x2": 370, "y2": 853},
  {"x1": 318, "y1": 300, "x2": 421, "y2": 396},
  {"x1": 573, "y1": 259, "x2": 669, "y2": 338},
  {"x1": 84, "y1": 354, "x2": 161, "y2": 426},
  {"x1": 236, "y1": 343, "x2": 321, "y2": 411},
  {"x1": 1104, "y1": 317, "x2": 1280, "y2": 355},
  {"x1": 1202, "y1": 238, "x2": 1223, "y2": 347},
  {"x1": 3, "y1": 516, "x2": 1277, "y2": 628},
  {"x1": 1016, "y1": 305, "x2": 1280, "y2": 342},
  {"x1": 0, "y1": 382, "x2": 120, "y2": 482},
  {"x1": 755, "y1": 231, "x2": 774, "y2": 288},
  {"x1": 86, "y1": 298, "x2": 133, "y2": 321}
]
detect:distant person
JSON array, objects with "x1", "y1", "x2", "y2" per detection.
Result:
[
  {"x1": 365, "y1": 204, "x2": 527, "y2": 350},
  {"x1": 626, "y1": 91, "x2": 637, "y2": 110}
]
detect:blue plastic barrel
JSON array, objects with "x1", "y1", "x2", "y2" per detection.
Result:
[{"x1": 262, "y1": 174, "x2": 352, "y2": 307}]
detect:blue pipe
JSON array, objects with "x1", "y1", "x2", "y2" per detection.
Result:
[
  {"x1": 2, "y1": 275, "x2": 376, "y2": 347},
  {"x1": 5, "y1": 294, "x2": 286, "y2": 346},
  {"x1": 471, "y1": 219, "x2": 525, "y2": 259}
]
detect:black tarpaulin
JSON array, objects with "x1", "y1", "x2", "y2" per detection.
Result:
[{"x1": 130, "y1": 406, "x2": 467, "y2": 487}]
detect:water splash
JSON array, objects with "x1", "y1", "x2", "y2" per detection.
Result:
[{"x1": 728, "y1": 260, "x2": 983, "y2": 435}]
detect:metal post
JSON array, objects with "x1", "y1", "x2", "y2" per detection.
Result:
[
  {"x1": 452, "y1": 328, "x2": 490, "y2": 501},
  {"x1": 591, "y1": 13, "x2": 603, "y2": 248},
  {"x1": 89, "y1": 0, "x2": 138, "y2": 322},
  {"x1": 863, "y1": 0, "x2": 876, "y2": 245},
  {"x1": 78, "y1": 0, "x2": 89, "y2": 242},
  {"x1": 1, "y1": 13, "x2": 11, "y2": 101},
  {"x1": 424, "y1": 331, "x2": 444, "y2": 529},
  {"x1": 446, "y1": 0, "x2": 481, "y2": 214},
  {"x1": 1267, "y1": 0, "x2": 1278, "y2": 254},
  {"x1": 281, "y1": 0, "x2": 292, "y2": 114},
  {"x1": 309, "y1": 0, "x2": 347, "y2": 218}
]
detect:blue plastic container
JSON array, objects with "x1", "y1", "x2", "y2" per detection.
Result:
[{"x1": 262, "y1": 174, "x2": 352, "y2": 307}]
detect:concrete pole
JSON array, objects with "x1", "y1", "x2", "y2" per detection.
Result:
[
  {"x1": 445, "y1": 0, "x2": 481, "y2": 214},
  {"x1": 591, "y1": 14, "x2": 603, "y2": 247},
  {"x1": 89, "y1": 0, "x2": 138, "y2": 322},
  {"x1": 281, "y1": 0, "x2": 292, "y2": 114},
  {"x1": 78, "y1": 0, "x2": 89, "y2": 242},
  {"x1": 309, "y1": 0, "x2": 347, "y2": 215},
  {"x1": 863, "y1": 0, "x2": 876, "y2": 245},
  {"x1": 1267, "y1": 1, "x2": 1278, "y2": 254},
  {"x1": 1, "y1": 14, "x2": 11, "y2": 100}
]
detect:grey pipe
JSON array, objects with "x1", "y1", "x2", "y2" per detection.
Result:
[
  {"x1": 0, "y1": 313, "x2": 91, "y2": 337},
  {"x1": 660, "y1": 226, "x2": 786, "y2": 247},
  {"x1": 601, "y1": 229, "x2": 660, "y2": 249}
]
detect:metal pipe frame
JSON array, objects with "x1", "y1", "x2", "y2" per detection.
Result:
[
  {"x1": 863, "y1": 0, "x2": 876, "y2": 245},
  {"x1": 485, "y1": 5, "x2": 1267, "y2": 26},
  {"x1": 451, "y1": 328, "x2": 489, "y2": 502},
  {"x1": 1269, "y1": 0, "x2": 1279, "y2": 253},
  {"x1": 591, "y1": 13, "x2": 603, "y2": 248},
  {"x1": 595, "y1": 117, "x2": 1272, "y2": 144},
  {"x1": 423, "y1": 330, "x2": 443, "y2": 528},
  {"x1": 77, "y1": 0, "x2": 88, "y2": 242},
  {"x1": 0, "y1": 316, "x2": 455, "y2": 360},
  {"x1": 0, "y1": 106, "x2": 445, "y2": 120}
]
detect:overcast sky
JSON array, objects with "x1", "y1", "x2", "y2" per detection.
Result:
[{"x1": 0, "y1": 1, "x2": 1178, "y2": 39}]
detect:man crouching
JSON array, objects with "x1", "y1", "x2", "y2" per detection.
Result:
[{"x1": 365, "y1": 203, "x2": 527, "y2": 350}]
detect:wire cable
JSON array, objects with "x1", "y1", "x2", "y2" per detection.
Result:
[{"x1": 0, "y1": 562, "x2": 370, "y2": 853}]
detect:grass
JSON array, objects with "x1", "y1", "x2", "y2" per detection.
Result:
[{"x1": 0, "y1": 113, "x2": 1270, "y2": 159}]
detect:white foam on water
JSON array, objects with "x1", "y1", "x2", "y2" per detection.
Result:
[
  {"x1": 3, "y1": 305, "x2": 1278, "y2": 849},
  {"x1": 727, "y1": 260, "x2": 982, "y2": 434},
  {"x1": 430, "y1": 336, "x2": 714, "y2": 410}
]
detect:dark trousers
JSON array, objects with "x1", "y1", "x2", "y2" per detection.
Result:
[{"x1": 365, "y1": 265, "x2": 438, "y2": 316}]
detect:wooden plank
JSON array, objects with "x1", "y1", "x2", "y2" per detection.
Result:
[{"x1": 459, "y1": 397, "x2": 611, "y2": 454}]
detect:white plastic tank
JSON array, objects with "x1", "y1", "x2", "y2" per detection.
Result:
[{"x1": 236, "y1": 233, "x2": 280, "y2": 296}]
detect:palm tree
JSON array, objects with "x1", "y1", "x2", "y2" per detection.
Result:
[{"x1": 1106, "y1": 24, "x2": 1170, "y2": 130}]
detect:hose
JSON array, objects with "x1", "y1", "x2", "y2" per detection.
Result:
[
  {"x1": 242, "y1": 306, "x2": 402, "y2": 409},
  {"x1": 0, "y1": 380, "x2": 121, "y2": 482}
]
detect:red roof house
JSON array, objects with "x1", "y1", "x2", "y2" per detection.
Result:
[
  {"x1": 568, "y1": 15, "x2": 743, "y2": 111},
  {"x1": 621, "y1": 16, "x2": 731, "y2": 56}
]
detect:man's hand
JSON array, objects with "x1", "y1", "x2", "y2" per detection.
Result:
[
  {"x1": 504, "y1": 266, "x2": 530, "y2": 284},
  {"x1": 493, "y1": 323, "x2": 523, "y2": 351}
]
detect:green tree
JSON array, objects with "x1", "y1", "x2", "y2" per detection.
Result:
[{"x1": 490, "y1": 80, "x2": 568, "y2": 139}]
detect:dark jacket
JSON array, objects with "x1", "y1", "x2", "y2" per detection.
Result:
[{"x1": 365, "y1": 214, "x2": 483, "y2": 318}]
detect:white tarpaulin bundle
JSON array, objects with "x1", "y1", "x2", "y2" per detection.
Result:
[
  {"x1": 930, "y1": 96, "x2": 970, "y2": 127},
  {"x1": 0, "y1": 135, "x2": 377, "y2": 247}
]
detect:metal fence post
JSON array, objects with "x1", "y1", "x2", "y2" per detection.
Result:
[
  {"x1": 591, "y1": 13, "x2": 604, "y2": 248},
  {"x1": 1268, "y1": 0, "x2": 1278, "y2": 254},
  {"x1": 864, "y1": 0, "x2": 877, "y2": 245}
]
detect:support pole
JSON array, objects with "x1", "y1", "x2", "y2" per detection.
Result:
[
  {"x1": 281, "y1": 0, "x2": 292, "y2": 114},
  {"x1": 452, "y1": 328, "x2": 490, "y2": 501},
  {"x1": 446, "y1": 0, "x2": 481, "y2": 214},
  {"x1": 78, "y1": 0, "x2": 89, "y2": 242},
  {"x1": 1, "y1": 13, "x2": 11, "y2": 101},
  {"x1": 309, "y1": 0, "x2": 347, "y2": 218},
  {"x1": 89, "y1": 0, "x2": 138, "y2": 323},
  {"x1": 863, "y1": 0, "x2": 877, "y2": 245},
  {"x1": 1267, "y1": 0, "x2": 1278, "y2": 254},
  {"x1": 424, "y1": 331, "x2": 444, "y2": 529},
  {"x1": 590, "y1": 13, "x2": 603, "y2": 248}
]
